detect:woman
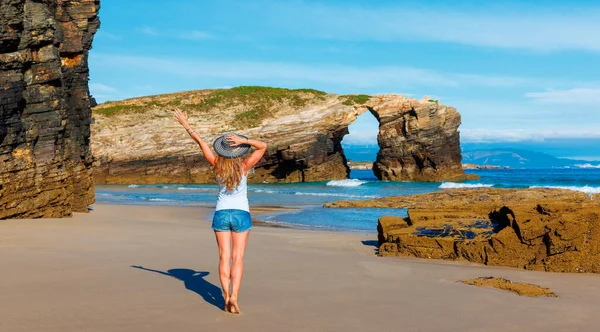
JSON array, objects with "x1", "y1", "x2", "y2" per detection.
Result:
[{"x1": 173, "y1": 109, "x2": 267, "y2": 314}]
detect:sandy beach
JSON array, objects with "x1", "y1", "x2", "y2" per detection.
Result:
[{"x1": 2, "y1": 204, "x2": 600, "y2": 332}]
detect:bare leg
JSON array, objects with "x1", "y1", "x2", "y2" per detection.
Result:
[
  {"x1": 229, "y1": 230, "x2": 250, "y2": 314},
  {"x1": 214, "y1": 231, "x2": 232, "y2": 311}
]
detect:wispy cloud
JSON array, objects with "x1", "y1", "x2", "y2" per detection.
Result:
[
  {"x1": 179, "y1": 30, "x2": 213, "y2": 40},
  {"x1": 454, "y1": 96, "x2": 600, "y2": 139},
  {"x1": 138, "y1": 25, "x2": 160, "y2": 36},
  {"x1": 137, "y1": 25, "x2": 214, "y2": 40},
  {"x1": 525, "y1": 88, "x2": 600, "y2": 104},
  {"x1": 89, "y1": 83, "x2": 119, "y2": 103},
  {"x1": 92, "y1": 53, "x2": 452, "y2": 88},
  {"x1": 339, "y1": 124, "x2": 600, "y2": 145},
  {"x1": 91, "y1": 53, "x2": 576, "y2": 90},
  {"x1": 254, "y1": 1, "x2": 600, "y2": 52},
  {"x1": 89, "y1": 83, "x2": 116, "y2": 93},
  {"x1": 343, "y1": 129, "x2": 379, "y2": 145},
  {"x1": 461, "y1": 128, "x2": 600, "y2": 143},
  {"x1": 95, "y1": 31, "x2": 121, "y2": 40},
  {"x1": 133, "y1": 84, "x2": 154, "y2": 90},
  {"x1": 344, "y1": 128, "x2": 600, "y2": 146}
]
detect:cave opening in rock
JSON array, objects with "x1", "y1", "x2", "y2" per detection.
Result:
[{"x1": 342, "y1": 109, "x2": 380, "y2": 181}]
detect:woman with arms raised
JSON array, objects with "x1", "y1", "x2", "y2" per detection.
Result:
[{"x1": 173, "y1": 109, "x2": 267, "y2": 314}]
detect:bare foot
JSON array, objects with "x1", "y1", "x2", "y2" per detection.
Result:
[
  {"x1": 228, "y1": 294, "x2": 240, "y2": 314},
  {"x1": 224, "y1": 296, "x2": 230, "y2": 312}
]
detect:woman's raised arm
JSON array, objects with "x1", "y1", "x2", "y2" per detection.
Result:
[{"x1": 172, "y1": 109, "x2": 217, "y2": 166}]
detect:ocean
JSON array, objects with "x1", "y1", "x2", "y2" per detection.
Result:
[{"x1": 95, "y1": 168, "x2": 600, "y2": 233}]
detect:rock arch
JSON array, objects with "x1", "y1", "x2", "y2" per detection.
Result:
[
  {"x1": 91, "y1": 91, "x2": 475, "y2": 184},
  {"x1": 249, "y1": 94, "x2": 475, "y2": 183}
]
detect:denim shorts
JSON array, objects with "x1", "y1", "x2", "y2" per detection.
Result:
[{"x1": 212, "y1": 209, "x2": 252, "y2": 232}]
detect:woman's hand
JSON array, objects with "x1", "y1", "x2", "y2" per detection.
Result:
[
  {"x1": 226, "y1": 134, "x2": 248, "y2": 147},
  {"x1": 172, "y1": 108, "x2": 189, "y2": 127},
  {"x1": 172, "y1": 108, "x2": 216, "y2": 166}
]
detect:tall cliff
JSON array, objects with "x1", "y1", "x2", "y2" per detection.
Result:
[
  {"x1": 0, "y1": 0, "x2": 99, "y2": 219},
  {"x1": 91, "y1": 87, "x2": 474, "y2": 184}
]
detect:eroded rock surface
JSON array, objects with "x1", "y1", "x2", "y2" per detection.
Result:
[
  {"x1": 461, "y1": 277, "x2": 557, "y2": 297},
  {"x1": 327, "y1": 188, "x2": 600, "y2": 273},
  {"x1": 92, "y1": 89, "x2": 474, "y2": 184},
  {"x1": 365, "y1": 95, "x2": 477, "y2": 181},
  {"x1": 0, "y1": 0, "x2": 99, "y2": 219},
  {"x1": 92, "y1": 88, "x2": 359, "y2": 184}
]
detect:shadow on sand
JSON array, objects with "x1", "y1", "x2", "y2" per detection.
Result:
[
  {"x1": 131, "y1": 266, "x2": 224, "y2": 310},
  {"x1": 361, "y1": 240, "x2": 380, "y2": 255}
]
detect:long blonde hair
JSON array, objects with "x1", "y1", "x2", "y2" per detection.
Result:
[{"x1": 214, "y1": 156, "x2": 245, "y2": 191}]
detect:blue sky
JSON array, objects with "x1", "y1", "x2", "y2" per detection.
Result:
[{"x1": 89, "y1": 0, "x2": 600, "y2": 160}]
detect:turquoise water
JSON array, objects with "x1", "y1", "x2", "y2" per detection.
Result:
[{"x1": 95, "y1": 168, "x2": 600, "y2": 233}]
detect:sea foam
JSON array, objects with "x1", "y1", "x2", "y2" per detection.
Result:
[
  {"x1": 575, "y1": 163, "x2": 600, "y2": 169},
  {"x1": 326, "y1": 179, "x2": 367, "y2": 187},
  {"x1": 252, "y1": 189, "x2": 279, "y2": 194},
  {"x1": 294, "y1": 192, "x2": 378, "y2": 198},
  {"x1": 176, "y1": 187, "x2": 214, "y2": 192},
  {"x1": 439, "y1": 182, "x2": 494, "y2": 189}
]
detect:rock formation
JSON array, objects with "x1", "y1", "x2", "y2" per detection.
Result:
[
  {"x1": 326, "y1": 188, "x2": 600, "y2": 273},
  {"x1": 0, "y1": 0, "x2": 99, "y2": 219},
  {"x1": 365, "y1": 95, "x2": 477, "y2": 181},
  {"x1": 461, "y1": 277, "x2": 557, "y2": 297},
  {"x1": 91, "y1": 88, "x2": 475, "y2": 184}
]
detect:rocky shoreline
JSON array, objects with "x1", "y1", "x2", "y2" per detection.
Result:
[{"x1": 326, "y1": 188, "x2": 600, "y2": 273}]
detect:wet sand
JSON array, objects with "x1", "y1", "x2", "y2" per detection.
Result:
[
  {"x1": 250, "y1": 205, "x2": 297, "y2": 228},
  {"x1": 1, "y1": 204, "x2": 600, "y2": 331}
]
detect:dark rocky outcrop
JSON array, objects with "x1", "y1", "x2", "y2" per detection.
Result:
[
  {"x1": 91, "y1": 89, "x2": 474, "y2": 184},
  {"x1": 365, "y1": 95, "x2": 478, "y2": 181},
  {"x1": 327, "y1": 188, "x2": 600, "y2": 273},
  {"x1": 1, "y1": 0, "x2": 99, "y2": 219}
]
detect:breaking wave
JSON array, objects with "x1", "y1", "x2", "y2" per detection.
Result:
[
  {"x1": 294, "y1": 192, "x2": 378, "y2": 198},
  {"x1": 176, "y1": 187, "x2": 215, "y2": 192},
  {"x1": 252, "y1": 189, "x2": 279, "y2": 194},
  {"x1": 326, "y1": 179, "x2": 368, "y2": 187},
  {"x1": 439, "y1": 182, "x2": 494, "y2": 189},
  {"x1": 575, "y1": 163, "x2": 600, "y2": 169}
]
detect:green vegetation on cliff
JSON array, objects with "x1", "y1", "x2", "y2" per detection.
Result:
[
  {"x1": 93, "y1": 104, "x2": 147, "y2": 117},
  {"x1": 341, "y1": 94, "x2": 370, "y2": 105},
  {"x1": 201, "y1": 86, "x2": 326, "y2": 110},
  {"x1": 233, "y1": 107, "x2": 269, "y2": 128},
  {"x1": 93, "y1": 86, "x2": 328, "y2": 120}
]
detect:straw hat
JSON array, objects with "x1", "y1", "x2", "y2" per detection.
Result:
[{"x1": 213, "y1": 133, "x2": 251, "y2": 158}]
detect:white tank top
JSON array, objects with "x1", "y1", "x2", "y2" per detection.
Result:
[{"x1": 215, "y1": 175, "x2": 249, "y2": 212}]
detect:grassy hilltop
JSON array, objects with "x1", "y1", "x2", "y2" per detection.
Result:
[{"x1": 93, "y1": 86, "x2": 369, "y2": 129}]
